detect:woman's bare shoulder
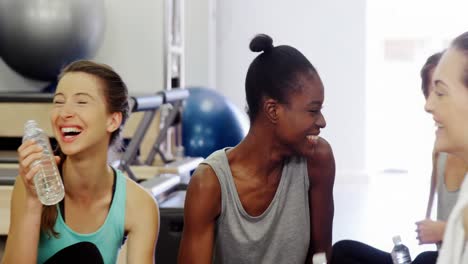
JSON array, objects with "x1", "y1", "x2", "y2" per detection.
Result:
[{"x1": 125, "y1": 178, "x2": 159, "y2": 229}]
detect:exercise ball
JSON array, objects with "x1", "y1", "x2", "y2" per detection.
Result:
[
  {"x1": 182, "y1": 87, "x2": 249, "y2": 158},
  {"x1": 0, "y1": 0, "x2": 105, "y2": 82}
]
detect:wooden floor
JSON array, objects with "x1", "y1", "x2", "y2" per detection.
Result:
[{"x1": 333, "y1": 172, "x2": 436, "y2": 258}]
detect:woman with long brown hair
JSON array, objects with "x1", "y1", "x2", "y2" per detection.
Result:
[{"x1": 2, "y1": 60, "x2": 159, "y2": 264}]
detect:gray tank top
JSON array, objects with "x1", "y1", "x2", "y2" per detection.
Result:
[
  {"x1": 203, "y1": 148, "x2": 310, "y2": 264},
  {"x1": 437, "y1": 152, "x2": 460, "y2": 221}
]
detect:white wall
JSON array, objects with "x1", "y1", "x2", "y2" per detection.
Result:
[
  {"x1": 94, "y1": 0, "x2": 164, "y2": 94},
  {"x1": 215, "y1": 0, "x2": 367, "y2": 179},
  {"x1": 185, "y1": 0, "x2": 217, "y2": 88},
  {"x1": 95, "y1": 0, "x2": 216, "y2": 94},
  {"x1": 366, "y1": 0, "x2": 468, "y2": 176},
  {"x1": 0, "y1": 0, "x2": 366, "y2": 179},
  {"x1": 0, "y1": 0, "x2": 214, "y2": 94}
]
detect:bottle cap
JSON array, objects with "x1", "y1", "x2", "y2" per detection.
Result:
[
  {"x1": 392, "y1": 235, "x2": 402, "y2": 245},
  {"x1": 24, "y1": 119, "x2": 38, "y2": 129},
  {"x1": 312, "y1": 252, "x2": 327, "y2": 264}
]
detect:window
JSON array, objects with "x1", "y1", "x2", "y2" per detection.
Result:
[{"x1": 366, "y1": 0, "x2": 468, "y2": 176}]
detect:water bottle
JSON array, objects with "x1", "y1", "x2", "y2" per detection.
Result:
[
  {"x1": 391, "y1": 235, "x2": 412, "y2": 264},
  {"x1": 312, "y1": 252, "x2": 327, "y2": 264},
  {"x1": 23, "y1": 120, "x2": 65, "y2": 205}
]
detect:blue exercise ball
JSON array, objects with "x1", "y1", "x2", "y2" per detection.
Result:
[
  {"x1": 182, "y1": 87, "x2": 249, "y2": 158},
  {"x1": 0, "y1": 0, "x2": 105, "y2": 82}
]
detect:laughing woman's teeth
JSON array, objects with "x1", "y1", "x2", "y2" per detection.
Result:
[
  {"x1": 61, "y1": 127, "x2": 81, "y2": 133},
  {"x1": 61, "y1": 127, "x2": 82, "y2": 137},
  {"x1": 307, "y1": 135, "x2": 319, "y2": 142}
]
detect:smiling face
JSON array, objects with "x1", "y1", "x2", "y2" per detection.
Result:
[
  {"x1": 51, "y1": 72, "x2": 121, "y2": 156},
  {"x1": 425, "y1": 47, "x2": 468, "y2": 157},
  {"x1": 275, "y1": 72, "x2": 326, "y2": 156}
]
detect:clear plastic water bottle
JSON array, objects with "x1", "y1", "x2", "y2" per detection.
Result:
[
  {"x1": 391, "y1": 235, "x2": 412, "y2": 264},
  {"x1": 23, "y1": 120, "x2": 64, "y2": 205},
  {"x1": 312, "y1": 252, "x2": 327, "y2": 264}
]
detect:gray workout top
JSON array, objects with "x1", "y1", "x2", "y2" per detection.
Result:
[
  {"x1": 204, "y1": 148, "x2": 311, "y2": 264},
  {"x1": 437, "y1": 152, "x2": 460, "y2": 221}
]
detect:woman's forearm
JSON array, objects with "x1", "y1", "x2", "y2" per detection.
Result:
[{"x1": 2, "y1": 196, "x2": 43, "y2": 264}]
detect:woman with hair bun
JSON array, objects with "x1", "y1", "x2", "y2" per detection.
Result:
[{"x1": 178, "y1": 34, "x2": 336, "y2": 263}]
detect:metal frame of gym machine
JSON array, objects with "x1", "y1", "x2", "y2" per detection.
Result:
[
  {"x1": 113, "y1": 2, "x2": 193, "y2": 262},
  {"x1": 118, "y1": 0, "x2": 202, "y2": 200}
]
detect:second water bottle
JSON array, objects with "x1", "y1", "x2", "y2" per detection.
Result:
[{"x1": 391, "y1": 235, "x2": 412, "y2": 264}]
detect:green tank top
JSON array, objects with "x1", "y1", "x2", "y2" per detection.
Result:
[{"x1": 37, "y1": 169, "x2": 127, "y2": 264}]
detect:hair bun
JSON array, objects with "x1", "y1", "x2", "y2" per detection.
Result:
[{"x1": 249, "y1": 34, "x2": 274, "y2": 53}]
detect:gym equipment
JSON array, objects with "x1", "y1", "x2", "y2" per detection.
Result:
[
  {"x1": 182, "y1": 87, "x2": 249, "y2": 158},
  {"x1": 120, "y1": 90, "x2": 200, "y2": 264},
  {"x1": 0, "y1": 0, "x2": 105, "y2": 81},
  {"x1": 154, "y1": 190, "x2": 186, "y2": 262},
  {"x1": 0, "y1": 165, "x2": 19, "y2": 185},
  {"x1": 0, "y1": 93, "x2": 54, "y2": 185},
  {"x1": 152, "y1": 1, "x2": 191, "y2": 263},
  {"x1": 158, "y1": 0, "x2": 186, "y2": 161},
  {"x1": 0, "y1": 92, "x2": 53, "y2": 103},
  {"x1": 118, "y1": 89, "x2": 203, "y2": 183},
  {"x1": 0, "y1": 186, "x2": 13, "y2": 235}
]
